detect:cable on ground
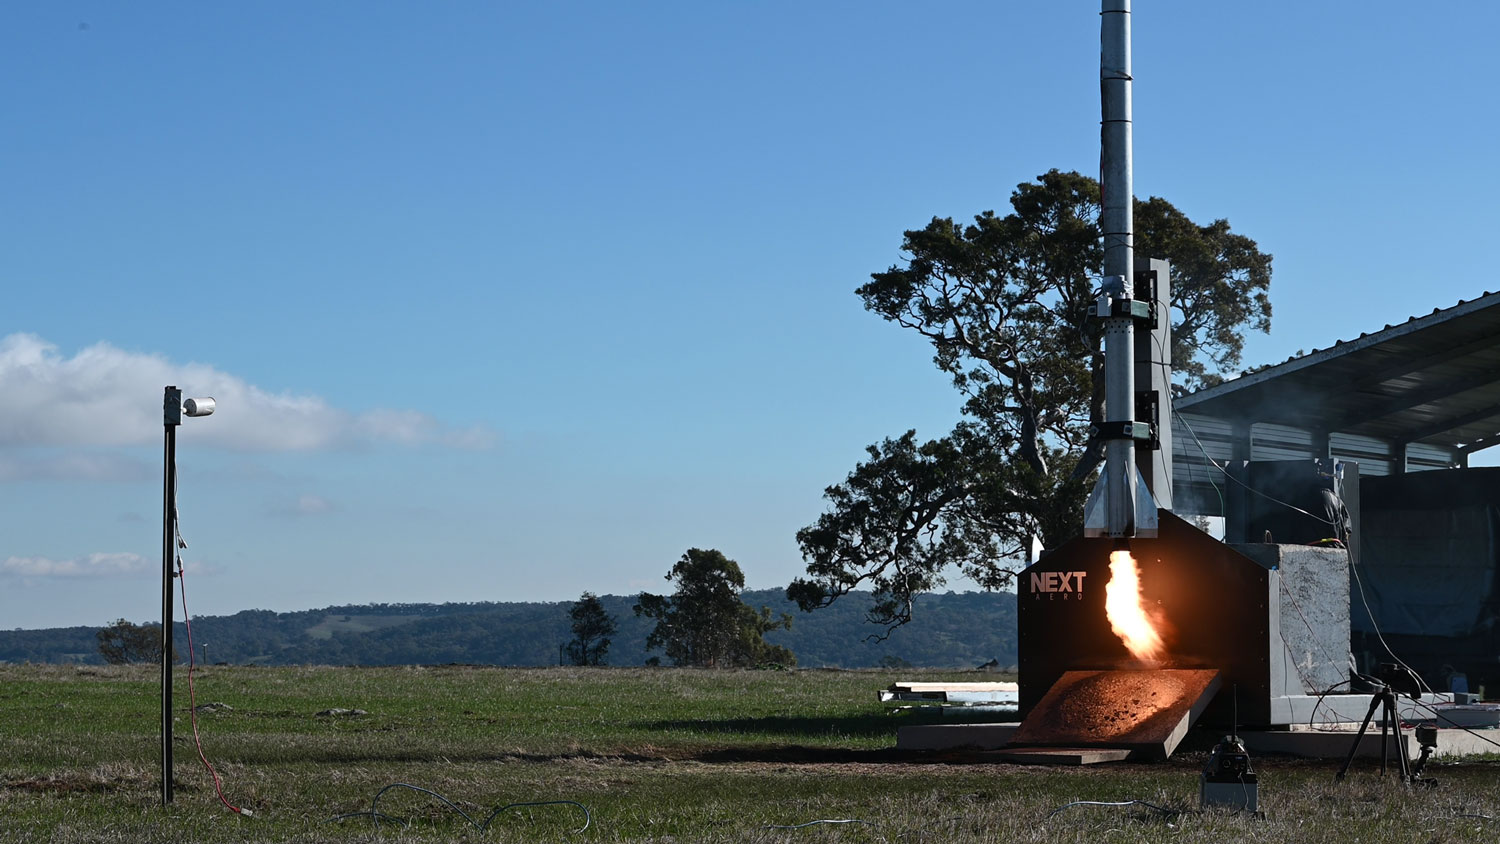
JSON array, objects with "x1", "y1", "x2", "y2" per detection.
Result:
[
  {"x1": 761, "y1": 818, "x2": 876, "y2": 830},
  {"x1": 330, "y1": 783, "x2": 590, "y2": 834}
]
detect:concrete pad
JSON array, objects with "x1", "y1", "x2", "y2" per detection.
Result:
[
  {"x1": 899, "y1": 721, "x2": 1500, "y2": 759},
  {"x1": 896, "y1": 722, "x2": 1020, "y2": 751},
  {"x1": 1010, "y1": 668, "x2": 1221, "y2": 760},
  {"x1": 989, "y1": 747, "x2": 1132, "y2": 766},
  {"x1": 1242, "y1": 724, "x2": 1500, "y2": 759}
]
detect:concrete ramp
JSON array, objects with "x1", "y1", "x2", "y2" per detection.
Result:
[{"x1": 1008, "y1": 668, "x2": 1221, "y2": 761}]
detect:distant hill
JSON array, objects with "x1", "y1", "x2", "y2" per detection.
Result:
[{"x1": 0, "y1": 589, "x2": 1017, "y2": 669}]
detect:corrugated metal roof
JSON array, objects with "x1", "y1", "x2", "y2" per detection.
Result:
[{"x1": 1176, "y1": 291, "x2": 1500, "y2": 453}]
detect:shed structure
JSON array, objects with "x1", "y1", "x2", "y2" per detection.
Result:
[
  {"x1": 1167, "y1": 290, "x2": 1500, "y2": 691},
  {"x1": 1171, "y1": 290, "x2": 1500, "y2": 512}
]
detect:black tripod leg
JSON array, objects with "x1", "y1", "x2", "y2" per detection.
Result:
[
  {"x1": 1380, "y1": 693, "x2": 1391, "y2": 776},
  {"x1": 1336, "y1": 693, "x2": 1385, "y2": 781},
  {"x1": 1386, "y1": 695, "x2": 1413, "y2": 783}
]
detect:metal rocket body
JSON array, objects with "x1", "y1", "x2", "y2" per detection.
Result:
[{"x1": 1083, "y1": 0, "x2": 1158, "y2": 539}]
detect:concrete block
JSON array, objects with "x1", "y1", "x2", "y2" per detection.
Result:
[{"x1": 1232, "y1": 543, "x2": 1350, "y2": 695}]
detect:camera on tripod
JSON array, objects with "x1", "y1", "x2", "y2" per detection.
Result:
[
  {"x1": 1375, "y1": 662, "x2": 1423, "y2": 699},
  {"x1": 1336, "y1": 662, "x2": 1437, "y2": 786}
]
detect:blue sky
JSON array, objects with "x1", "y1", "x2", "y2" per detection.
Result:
[{"x1": 3, "y1": 2, "x2": 1497, "y2": 629}]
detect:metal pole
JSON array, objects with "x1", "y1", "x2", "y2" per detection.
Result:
[
  {"x1": 1101, "y1": 0, "x2": 1133, "y2": 285},
  {"x1": 1101, "y1": 0, "x2": 1136, "y2": 538},
  {"x1": 161, "y1": 386, "x2": 180, "y2": 806}
]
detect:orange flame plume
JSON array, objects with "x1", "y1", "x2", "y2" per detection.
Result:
[{"x1": 1105, "y1": 550, "x2": 1166, "y2": 663}]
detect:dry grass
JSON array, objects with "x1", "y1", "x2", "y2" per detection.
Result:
[{"x1": 2, "y1": 664, "x2": 1499, "y2": 842}]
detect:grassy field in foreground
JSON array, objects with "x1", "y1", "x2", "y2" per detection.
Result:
[{"x1": 2, "y1": 664, "x2": 1499, "y2": 843}]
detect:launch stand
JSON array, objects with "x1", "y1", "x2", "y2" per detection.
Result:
[{"x1": 159, "y1": 387, "x2": 215, "y2": 806}]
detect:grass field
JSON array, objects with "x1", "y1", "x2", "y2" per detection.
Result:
[{"x1": 2, "y1": 663, "x2": 1497, "y2": 842}]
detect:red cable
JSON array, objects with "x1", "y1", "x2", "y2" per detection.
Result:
[{"x1": 177, "y1": 557, "x2": 246, "y2": 815}]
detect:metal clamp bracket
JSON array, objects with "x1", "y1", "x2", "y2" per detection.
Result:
[
  {"x1": 1092, "y1": 420, "x2": 1155, "y2": 442},
  {"x1": 1094, "y1": 297, "x2": 1155, "y2": 323},
  {"x1": 1135, "y1": 390, "x2": 1162, "y2": 450}
]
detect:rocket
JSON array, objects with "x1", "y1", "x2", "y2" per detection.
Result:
[{"x1": 1082, "y1": 0, "x2": 1159, "y2": 539}]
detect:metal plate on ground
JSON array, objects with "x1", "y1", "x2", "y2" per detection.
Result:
[
  {"x1": 989, "y1": 747, "x2": 1132, "y2": 766},
  {"x1": 1009, "y1": 668, "x2": 1221, "y2": 760},
  {"x1": 880, "y1": 681, "x2": 1019, "y2": 705},
  {"x1": 886, "y1": 682, "x2": 1019, "y2": 693}
]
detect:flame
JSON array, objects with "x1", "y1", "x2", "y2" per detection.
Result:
[{"x1": 1105, "y1": 550, "x2": 1166, "y2": 662}]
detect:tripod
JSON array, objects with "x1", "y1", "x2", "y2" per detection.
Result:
[{"x1": 1334, "y1": 683, "x2": 1434, "y2": 785}]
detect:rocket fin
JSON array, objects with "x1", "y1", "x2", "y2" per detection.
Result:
[
  {"x1": 1133, "y1": 466, "x2": 1158, "y2": 537},
  {"x1": 1082, "y1": 467, "x2": 1158, "y2": 538},
  {"x1": 1083, "y1": 472, "x2": 1110, "y2": 537}
]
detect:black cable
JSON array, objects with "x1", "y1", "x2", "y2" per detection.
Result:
[
  {"x1": 1174, "y1": 410, "x2": 1334, "y2": 526},
  {"x1": 1347, "y1": 558, "x2": 1433, "y2": 695},
  {"x1": 760, "y1": 816, "x2": 967, "y2": 837},
  {"x1": 372, "y1": 783, "x2": 474, "y2": 831},
  {"x1": 1397, "y1": 697, "x2": 1500, "y2": 753},
  {"x1": 1327, "y1": 668, "x2": 1500, "y2": 758},
  {"x1": 1275, "y1": 575, "x2": 1362, "y2": 730},
  {"x1": 1176, "y1": 409, "x2": 1437, "y2": 700},
  {"x1": 482, "y1": 801, "x2": 594, "y2": 832},
  {"x1": 1171, "y1": 405, "x2": 1227, "y2": 517},
  {"x1": 1306, "y1": 680, "x2": 1353, "y2": 731},
  {"x1": 1176, "y1": 407, "x2": 1378, "y2": 721},
  {"x1": 762, "y1": 818, "x2": 876, "y2": 830}
]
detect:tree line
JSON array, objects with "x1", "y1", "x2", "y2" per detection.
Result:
[
  {"x1": 0, "y1": 586, "x2": 1015, "y2": 669},
  {"x1": 72, "y1": 547, "x2": 1009, "y2": 669}
]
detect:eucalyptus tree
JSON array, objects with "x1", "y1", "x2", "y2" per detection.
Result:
[
  {"x1": 637, "y1": 548, "x2": 795, "y2": 667},
  {"x1": 789, "y1": 170, "x2": 1271, "y2": 632},
  {"x1": 565, "y1": 592, "x2": 617, "y2": 666}
]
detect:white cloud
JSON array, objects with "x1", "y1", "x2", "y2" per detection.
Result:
[
  {"x1": 2, "y1": 552, "x2": 150, "y2": 578},
  {"x1": 0, "y1": 334, "x2": 495, "y2": 452},
  {"x1": 272, "y1": 493, "x2": 336, "y2": 517},
  {"x1": 0, "y1": 452, "x2": 152, "y2": 482},
  {"x1": 354, "y1": 409, "x2": 497, "y2": 450},
  {"x1": 296, "y1": 494, "x2": 334, "y2": 515}
]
